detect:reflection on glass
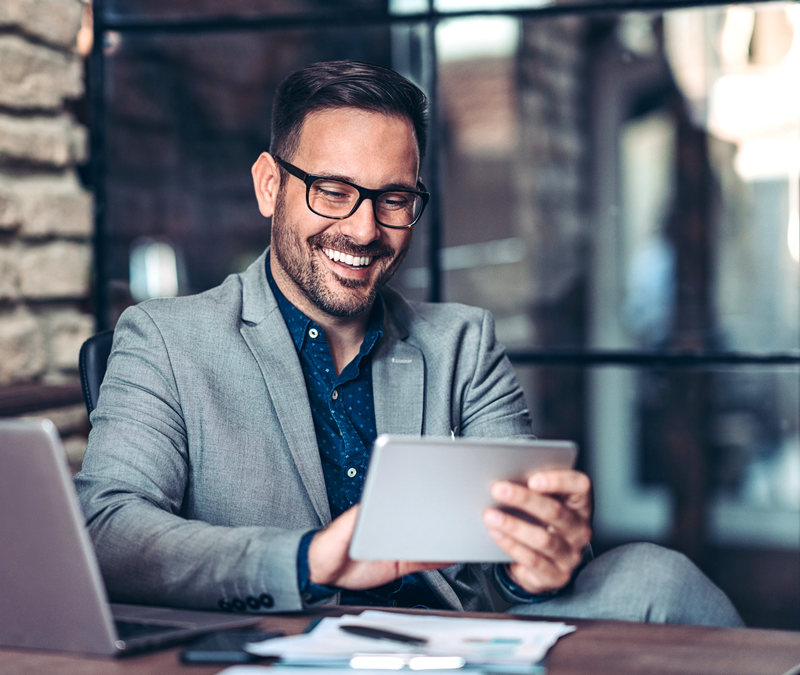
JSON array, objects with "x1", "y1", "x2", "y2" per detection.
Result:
[
  {"x1": 513, "y1": 364, "x2": 800, "y2": 549},
  {"x1": 437, "y1": 15, "x2": 519, "y2": 62},
  {"x1": 129, "y1": 238, "x2": 180, "y2": 302},
  {"x1": 663, "y1": 3, "x2": 800, "y2": 350},
  {"x1": 422, "y1": 10, "x2": 588, "y2": 349},
  {"x1": 434, "y1": 0, "x2": 549, "y2": 11},
  {"x1": 420, "y1": 3, "x2": 799, "y2": 351},
  {"x1": 389, "y1": 0, "x2": 428, "y2": 13},
  {"x1": 621, "y1": 112, "x2": 676, "y2": 347},
  {"x1": 423, "y1": 5, "x2": 800, "y2": 598}
]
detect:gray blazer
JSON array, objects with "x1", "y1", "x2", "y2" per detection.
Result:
[{"x1": 75, "y1": 249, "x2": 533, "y2": 613}]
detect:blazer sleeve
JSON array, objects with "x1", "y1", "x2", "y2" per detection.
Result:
[
  {"x1": 458, "y1": 309, "x2": 534, "y2": 439},
  {"x1": 74, "y1": 305, "x2": 311, "y2": 613}
]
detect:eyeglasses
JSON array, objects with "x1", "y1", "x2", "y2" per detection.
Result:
[{"x1": 275, "y1": 156, "x2": 429, "y2": 229}]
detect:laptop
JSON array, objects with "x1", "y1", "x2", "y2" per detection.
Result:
[
  {"x1": 350, "y1": 434, "x2": 578, "y2": 562},
  {"x1": 0, "y1": 418, "x2": 261, "y2": 656}
]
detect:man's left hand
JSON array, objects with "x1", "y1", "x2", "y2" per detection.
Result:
[{"x1": 483, "y1": 470, "x2": 593, "y2": 595}]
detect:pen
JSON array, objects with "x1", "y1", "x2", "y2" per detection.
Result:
[{"x1": 339, "y1": 624, "x2": 428, "y2": 646}]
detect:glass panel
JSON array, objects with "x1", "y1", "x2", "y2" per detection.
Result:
[
  {"x1": 423, "y1": 3, "x2": 800, "y2": 354},
  {"x1": 398, "y1": 0, "x2": 703, "y2": 15},
  {"x1": 512, "y1": 361, "x2": 800, "y2": 627},
  {"x1": 103, "y1": 25, "x2": 396, "y2": 325},
  {"x1": 429, "y1": 0, "x2": 750, "y2": 13},
  {"x1": 434, "y1": 0, "x2": 544, "y2": 10},
  {"x1": 514, "y1": 363, "x2": 800, "y2": 547},
  {"x1": 105, "y1": 0, "x2": 388, "y2": 22}
]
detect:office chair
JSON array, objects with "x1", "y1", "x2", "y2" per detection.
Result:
[{"x1": 78, "y1": 329, "x2": 114, "y2": 420}]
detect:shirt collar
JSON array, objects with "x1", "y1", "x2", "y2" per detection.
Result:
[{"x1": 265, "y1": 253, "x2": 384, "y2": 356}]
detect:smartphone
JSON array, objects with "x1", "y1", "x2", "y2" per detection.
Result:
[{"x1": 180, "y1": 628, "x2": 283, "y2": 664}]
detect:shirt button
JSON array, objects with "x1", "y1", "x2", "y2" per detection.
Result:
[
  {"x1": 308, "y1": 328, "x2": 319, "y2": 338},
  {"x1": 331, "y1": 390, "x2": 338, "y2": 400},
  {"x1": 347, "y1": 467, "x2": 357, "y2": 478}
]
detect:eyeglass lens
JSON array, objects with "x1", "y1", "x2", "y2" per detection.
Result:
[{"x1": 309, "y1": 178, "x2": 422, "y2": 227}]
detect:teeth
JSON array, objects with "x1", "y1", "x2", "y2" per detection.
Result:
[{"x1": 323, "y1": 248, "x2": 371, "y2": 267}]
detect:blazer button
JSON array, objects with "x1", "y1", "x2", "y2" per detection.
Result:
[
  {"x1": 246, "y1": 595, "x2": 261, "y2": 610},
  {"x1": 218, "y1": 599, "x2": 232, "y2": 611},
  {"x1": 231, "y1": 597, "x2": 246, "y2": 612},
  {"x1": 259, "y1": 593, "x2": 274, "y2": 608}
]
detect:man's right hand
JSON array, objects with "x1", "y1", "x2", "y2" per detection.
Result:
[{"x1": 307, "y1": 505, "x2": 451, "y2": 589}]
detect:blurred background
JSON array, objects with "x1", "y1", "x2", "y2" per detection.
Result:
[{"x1": 1, "y1": 0, "x2": 798, "y2": 630}]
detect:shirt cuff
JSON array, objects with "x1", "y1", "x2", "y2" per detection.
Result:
[
  {"x1": 492, "y1": 545, "x2": 594, "y2": 604},
  {"x1": 297, "y1": 529, "x2": 338, "y2": 605},
  {"x1": 493, "y1": 563, "x2": 562, "y2": 604}
]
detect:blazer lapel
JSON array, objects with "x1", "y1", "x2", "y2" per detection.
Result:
[
  {"x1": 420, "y1": 570, "x2": 464, "y2": 610},
  {"x1": 371, "y1": 292, "x2": 464, "y2": 610},
  {"x1": 372, "y1": 305, "x2": 424, "y2": 436},
  {"x1": 239, "y1": 251, "x2": 331, "y2": 526}
]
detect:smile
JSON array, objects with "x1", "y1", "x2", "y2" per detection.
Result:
[{"x1": 322, "y1": 248, "x2": 373, "y2": 268}]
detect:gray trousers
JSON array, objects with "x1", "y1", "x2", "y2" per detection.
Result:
[{"x1": 509, "y1": 543, "x2": 745, "y2": 627}]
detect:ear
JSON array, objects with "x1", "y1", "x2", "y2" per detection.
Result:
[{"x1": 251, "y1": 152, "x2": 281, "y2": 218}]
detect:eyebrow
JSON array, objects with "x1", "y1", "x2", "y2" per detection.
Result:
[{"x1": 315, "y1": 172, "x2": 418, "y2": 192}]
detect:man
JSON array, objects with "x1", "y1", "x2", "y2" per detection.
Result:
[{"x1": 75, "y1": 61, "x2": 742, "y2": 625}]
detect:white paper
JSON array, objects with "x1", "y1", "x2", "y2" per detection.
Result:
[
  {"x1": 217, "y1": 668, "x2": 273, "y2": 675},
  {"x1": 217, "y1": 669, "x2": 395, "y2": 675},
  {"x1": 245, "y1": 610, "x2": 574, "y2": 667},
  {"x1": 216, "y1": 669, "x2": 402, "y2": 675}
]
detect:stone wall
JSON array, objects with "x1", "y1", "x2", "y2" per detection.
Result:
[{"x1": 0, "y1": 0, "x2": 93, "y2": 466}]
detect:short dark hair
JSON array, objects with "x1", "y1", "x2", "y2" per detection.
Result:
[{"x1": 270, "y1": 60, "x2": 428, "y2": 164}]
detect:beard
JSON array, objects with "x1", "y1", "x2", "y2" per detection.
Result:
[{"x1": 271, "y1": 188, "x2": 410, "y2": 318}]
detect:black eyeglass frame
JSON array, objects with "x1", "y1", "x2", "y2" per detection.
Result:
[{"x1": 275, "y1": 156, "x2": 430, "y2": 229}]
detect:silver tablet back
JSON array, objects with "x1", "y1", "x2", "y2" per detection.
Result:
[{"x1": 349, "y1": 435, "x2": 578, "y2": 562}]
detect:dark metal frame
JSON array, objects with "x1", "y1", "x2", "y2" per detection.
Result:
[{"x1": 89, "y1": 0, "x2": 800, "y2": 368}]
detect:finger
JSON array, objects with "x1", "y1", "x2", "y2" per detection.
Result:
[
  {"x1": 308, "y1": 506, "x2": 361, "y2": 585},
  {"x1": 486, "y1": 529, "x2": 572, "y2": 594},
  {"x1": 485, "y1": 508, "x2": 585, "y2": 576},
  {"x1": 528, "y1": 471, "x2": 592, "y2": 510},
  {"x1": 484, "y1": 508, "x2": 571, "y2": 561},
  {"x1": 491, "y1": 481, "x2": 589, "y2": 542},
  {"x1": 326, "y1": 504, "x2": 361, "y2": 546},
  {"x1": 485, "y1": 506, "x2": 584, "y2": 595}
]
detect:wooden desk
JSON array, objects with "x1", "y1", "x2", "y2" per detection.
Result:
[{"x1": 2, "y1": 608, "x2": 800, "y2": 675}]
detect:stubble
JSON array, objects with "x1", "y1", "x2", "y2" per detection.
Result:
[{"x1": 271, "y1": 187, "x2": 410, "y2": 318}]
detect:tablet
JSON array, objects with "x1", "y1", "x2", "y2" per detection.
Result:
[{"x1": 349, "y1": 435, "x2": 578, "y2": 562}]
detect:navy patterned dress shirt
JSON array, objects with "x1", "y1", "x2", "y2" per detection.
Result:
[{"x1": 266, "y1": 258, "x2": 445, "y2": 609}]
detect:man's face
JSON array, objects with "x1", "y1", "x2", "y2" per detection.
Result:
[{"x1": 270, "y1": 108, "x2": 418, "y2": 320}]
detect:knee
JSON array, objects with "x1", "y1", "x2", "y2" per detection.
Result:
[{"x1": 580, "y1": 543, "x2": 744, "y2": 627}]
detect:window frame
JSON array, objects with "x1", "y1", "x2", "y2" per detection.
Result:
[{"x1": 88, "y1": 0, "x2": 800, "y2": 376}]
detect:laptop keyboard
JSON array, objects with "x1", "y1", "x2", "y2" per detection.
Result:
[{"x1": 115, "y1": 620, "x2": 184, "y2": 640}]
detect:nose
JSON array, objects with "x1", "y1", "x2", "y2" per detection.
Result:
[{"x1": 338, "y1": 197, "x2": 380, "y2": 246}]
